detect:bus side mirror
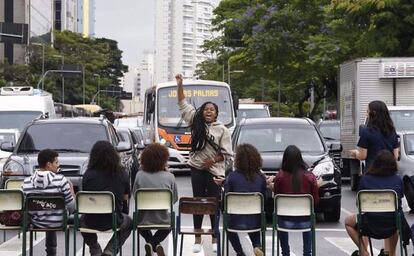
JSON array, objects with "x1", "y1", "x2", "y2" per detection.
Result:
[{"x1": 148, "y1": 100, "x2": 155, "y2": 114}]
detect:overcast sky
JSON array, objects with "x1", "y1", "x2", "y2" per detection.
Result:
[{"x1": 95, "y1": 0, "x2": 154, "y2": 89}]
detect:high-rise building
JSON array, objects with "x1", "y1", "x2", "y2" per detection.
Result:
[
  {"x1": 134, "y1": 51, "x2": 154, "y2": 101},
  {"x1": 154, "y1": 0, "x2": 220, "y2": 84},
  {"x1": 54, "y1": 0, "x2": 78, "y2": 32},
  {"x1": 77, "y1": 0, "x2": 95, "y2": 37},
  {"x1": 0, "y1": 0, "x2": 53, "y2": 64}
]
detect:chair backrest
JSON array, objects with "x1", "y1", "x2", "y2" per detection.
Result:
[
  {"x1": 5, "y1": 179, "x2": 25, "y2": 190},
  {"x1": 76, "y1": 191, "x2": 115, "y2": 214},
  {"x1": 179, "y1": 197, "x2": 218, "y2": 215},
  {"x1": 225, "y1": 192, "x2": 263, "y2": 215},
  {"x1": 135, "y1": 188, "x2": 172, "y2": 211},
  {"x1": 25, "y1": 193, "x2": 66, "y2": 212},
  {"x1": 0, "y1": 189, "x2": 24, "y2": 211},
  {"x1": 275, "y1": 194, "x2": 314, "y2": 217},
  {"x1": 357, "y1": 190, "x2": 397, "y2": 213}
]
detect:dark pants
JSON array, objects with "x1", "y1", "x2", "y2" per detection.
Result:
[
  {"x1": 228, "y1": 231, "x2": 261, "y2": 254},
  {"x1": 81, "y1": 213, "x2": 133, "y2": 255},
  {"x1": 140, "y1": 230, "x2": 171, "y2": 252},
  {"x1": 45, "y1": 231, "x2": 57, "y2": 256},
  {"x1": 278, "y1": 217, "x2": 312, "y2": 256},
  {"x1": 190, "y1": 167, "x2": 220, "y2": 238}
]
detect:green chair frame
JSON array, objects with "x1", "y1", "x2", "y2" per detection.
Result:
[
  {"x1": 357, "y1": 189, "x2": 407, "y2": 256},
  {"x1": 22, "y1": 193, "x2": 69, "y2": 256},
  {"x1": 73, "y1": 191, "x2": 121, "y2": 256},
  {"x1": 0, "y1": 189, "x2": 25, "y2": 255},
  {"x1": 132, "y1": 188, "x2": 176, "y2": 256},
  {"x1": 3, "y1": 178, "x2": 25, "y2": 242},
  {"x1": 272, "y1": 194, "x2": 316, "y2": 256},
  {"x1": 222, "y1": 192, "x2": 266, "y2": 256}
]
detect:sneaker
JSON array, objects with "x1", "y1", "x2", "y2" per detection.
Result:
[
  {"x1": 254, "y1": 247, "x2": 264, "y2": 256},
  {"x1": 156, "y1": 245, "x2": 165, "y2": 256},
  {"x1": 212, "y1": 242, "x2": 217, "y2": 253},
  {"x1": 351, "y1": 250, "x2": 359, "y2": 256},
  {"x1": 192, "y1": 242, "x2": 202, "y2": 253},
  {"x1": 145, "y1": 243, "x2": 153, "y2": 256}
]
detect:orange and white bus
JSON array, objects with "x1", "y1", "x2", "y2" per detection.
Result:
[{"x1": 143, "y1": 79, "x2": 237, "y2": 170}]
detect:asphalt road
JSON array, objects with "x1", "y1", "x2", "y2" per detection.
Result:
[{"x1": 0, "y1": 175, "x2": 413, "y2": 256}]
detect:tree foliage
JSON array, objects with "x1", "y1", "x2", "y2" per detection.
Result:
[
  {"x1": 1, "y1": 31, "x2": 128, "y2": 110},
  {"x1": 197, "y1": 0, "x2": 414, "y2": 119}
]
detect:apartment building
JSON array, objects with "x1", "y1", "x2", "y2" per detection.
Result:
[
  {"x1": 154, "y1": 0, "x2": 220, "y2": 84},
  {"x1": 134, "y1": 51, "x2": 154, "y2": 101}
]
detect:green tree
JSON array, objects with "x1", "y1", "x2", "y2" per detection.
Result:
[{"x1": 1, "y1": 31, "x2": 128, "y2": 110}]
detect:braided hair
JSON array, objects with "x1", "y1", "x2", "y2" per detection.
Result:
[{"x1": 191, "y1": 101, "x2": 219, "y2": 152}]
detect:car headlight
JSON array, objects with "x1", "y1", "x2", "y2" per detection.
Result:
[
  {"x1": 81, "y1": 160, "x2": 88, "y2": 174},
  {"x1": 312, "y1": 161, "x2": 334, "y2": 179},
  {"x1": 3, "y1": 160, "x2": 24, "y2": 176}
]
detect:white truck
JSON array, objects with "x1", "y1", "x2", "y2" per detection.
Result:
[
  {"x1": 0, "y1": 86, "x2": 56, "y2": 132},
  {"x1": 339, "y1": 58, "x2": 414, "y2": 190}
]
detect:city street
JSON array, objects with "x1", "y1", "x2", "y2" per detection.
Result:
[{"x1": 0, "y1": 175, "x2": 413, "y2": 256}]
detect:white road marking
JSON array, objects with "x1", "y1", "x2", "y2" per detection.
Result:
[
  {"x1": 325, "y1": 237, "x2": 379, "y2": 255},
  {"x1": 0, "y1": 232, "x2": 45, "y2": 256}
]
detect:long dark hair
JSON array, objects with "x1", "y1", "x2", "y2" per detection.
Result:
[
  {"x1": 367, "y1": 150, "x2": 398, "y2": 177},
  {"x1": 367, "y1": 101, "x2": 395, "y2": 136},
  {"x1": 234, "y1": 144, "x2": 263, "y2": 182},
  {"x1": 191, "y1": 101, "x2": 219, "y2": 152},
  {"x1": 281, "y1": 145, "x2": 308, "y2": 193},
  {"x1": 87, "y1": 140, "x2": 122, "y2": 174}
]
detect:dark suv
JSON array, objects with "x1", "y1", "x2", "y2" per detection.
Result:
[
  {"x1": 232, "y1": 117, "x2": 342, "y2": 222},
  {"x1": 0, "y1": 117, "x2": 130, "y2": 190}
]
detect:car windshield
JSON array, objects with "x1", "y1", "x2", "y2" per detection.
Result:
[
  {"x1": 0, "y1": 133, "x2": 16, "y2": 144},
  {"x1": 0, "y1": 111, "x2": 42, "y2": 131},
  {"x1": 236, "y1": 109, "x2": 269, "y2": 122},
  {"x1": 237, "y1": 124, "x2": 325, "y2": 154},
  {"x1": 404, "y1": 134, "x2": 414, "y2": 155},
  {"x1": 18, "y1": 123, "x2": 108, "y2": 153},
  {"x1": 157, "y1": 85, "x2": 233, "y2": 127},
  {"x1": 318, "y1": 122, "x2": 340, "y2": 140},
  {"x1": 390, "y1": 110, "x2": 414, "y2": 132}
]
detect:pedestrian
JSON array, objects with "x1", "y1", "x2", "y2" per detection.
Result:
[
  {"x1": 270, "y1": 145, "x2": 319, "y2": 256},
  {"x1": 133, "y1": 143, "x2": 178, "y2": 256},
  {"x1": 175, "y1": 74, "x2": 233, "y2": 253},
  {"x1": 350, "y1": 100, "x2": 399, "y2": 171},
  {"x1": 22, "y1": 149, "x2": 75, "y2": 256},
  {"x1": 345, "y1": 150, "x2": 404, "y2": 256},
  {"x1": 223, "y1": 144, "x2": 266, "y2": 256},
  {"x1": 81, "y1": 141, "x2": 132, "y2": 256}
]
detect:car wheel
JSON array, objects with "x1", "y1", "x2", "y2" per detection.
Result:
[
  {"x1": 350, "y1": 174, "x2": 359, "y2": 191},
  {"x1": 324, "y1": 207, "x2": 341, "y2": 222}
]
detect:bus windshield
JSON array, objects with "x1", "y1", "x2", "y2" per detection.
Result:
[{"x1": 157, "y1": 85, "x2": 233, "y2": 127}]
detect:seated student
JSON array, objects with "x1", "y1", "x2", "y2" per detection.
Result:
[
  {"x1": 223, "y1": 144, "x2": 266, "y2": 256},
  {"x1": 81, "y1": 141, "x2": 132, "y2": 256},
  {"x1": 22, "y1": 149, "x2": 75, "y2": 256},
  {"x1": 133, "y1": 143, "x2": 178, "y2": 256},
  {"x1": 271, "y1": 145, "x2": 319, "y2": 256},
  {"x1": 345, "y1": 150, "x2": 404, "y2": 256}
]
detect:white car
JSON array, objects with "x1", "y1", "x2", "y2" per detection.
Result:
[
  {"x1": 236, "y1": 103, "x2": 270, "y2": 123},
  {"x1": 0, "y1": 129, "x2": 20, "y2": 173}
]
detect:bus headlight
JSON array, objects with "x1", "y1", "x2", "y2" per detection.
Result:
[
  {"x1": 159, "y1": 136, "x2": 173, "y2": 148},
  {"x1": 3, "y1": 160, "x2": 24, "y2": 176}
]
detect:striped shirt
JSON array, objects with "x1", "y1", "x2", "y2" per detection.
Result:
[{"x1": 22, "y1": 171, "x2": 75, "y2": 228}]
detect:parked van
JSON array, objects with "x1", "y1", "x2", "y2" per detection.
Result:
[{"x1": 0, "y1": 86, "x2": 56, "y2": 131}]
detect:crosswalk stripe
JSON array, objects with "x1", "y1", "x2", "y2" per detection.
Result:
[
  {"x1": 0, "y1": 232, "x2": 45, "y2": 256},
  {"x1": 325, "y1": 237, "x2": 380, "y2": 255},
  {"x1": 76, "y1": 233, "x2": 113, "y2": 256}
]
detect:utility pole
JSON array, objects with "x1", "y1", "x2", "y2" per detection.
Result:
[
  {"x1": 278, "y1": 81, "x2": 281, "y2": 117},
  {"x1": 52, "y1": 55, "x2": 64, "y2": 103},
  {"x1": 227, "y1": 58, "x2": 231, "y2": 85},
  {"x1": 82, "y1": 65, "x2": 85, "y2": 104},
  {"x1": 32, "y1": 43, "x2": 45, "y2": 89}
]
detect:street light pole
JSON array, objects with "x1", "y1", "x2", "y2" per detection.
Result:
[
  {"x1": 52, "y1": 55, "x2": 64, "y2": 103},
  {"x1": 93, "y1": 74, "x2": 100, "y2": 105},
  {"x1": 82, "y1": 65, "x2": 85, "y2": 104},
  {"x1": 32, "y1": 43, "x2": 45, "y2": 89},
  {"x1": 227, "y1": 58, "x2": 231, "y2": 85}
]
